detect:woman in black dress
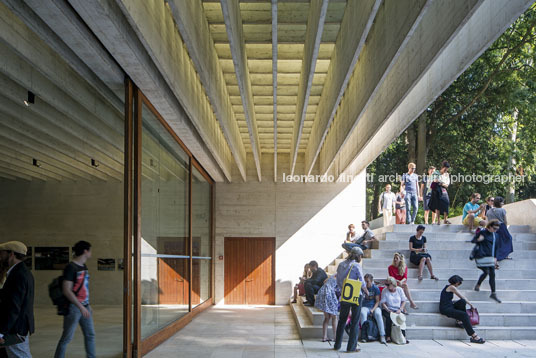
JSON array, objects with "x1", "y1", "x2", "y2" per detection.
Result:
[
  {"x1": 409, "y1": 225, "x2": 438, "y2": 281},
  {"x1": 440, "y1": 275, "x2": 484, "y2": 343},
  {"x1": 428, "y1": 161, "x2": 451, "y2": 225}
]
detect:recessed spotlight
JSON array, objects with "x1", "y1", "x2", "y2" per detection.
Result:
[
  {"x1": 24, "y1": 91, "x2": 35, "y2": 106},
  {"x1": 32, "y1": 158, "x2": 41, "y2": 167},
  {"x1": 91, "y1": 159, "x2": 100, "y2": 168}
]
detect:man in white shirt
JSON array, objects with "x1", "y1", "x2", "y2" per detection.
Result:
[{"x1": 378, "y1": 184, "x2": 396, "y2": 227}]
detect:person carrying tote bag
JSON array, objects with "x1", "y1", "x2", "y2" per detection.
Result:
[{"x1": 473, "y1": 220, "x2": 501, "y2": 303}]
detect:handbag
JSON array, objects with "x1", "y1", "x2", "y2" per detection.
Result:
[
  {"x1": 467, "y1": 307, "x2": 480, "y2": 326},
  {"x1": 475, "y1": 233, "x2": 496, "y2": 267},
  {"x1": 340, "y1": 263, "x2": 362, "y2": 305}
]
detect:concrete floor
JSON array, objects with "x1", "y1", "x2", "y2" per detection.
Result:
[{"x1": 146, "y1": 305, "x2": 536, "y2": 358}]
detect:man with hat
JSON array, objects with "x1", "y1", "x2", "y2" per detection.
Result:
[
  {"x1": 333, "y1": 247, "x2": 369, "y2": 353},
  {"x1": 0, "y1": 241, "x2": 35, "y2": 357}
]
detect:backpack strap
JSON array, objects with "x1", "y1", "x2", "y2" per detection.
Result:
[{"x1": 73, "y1": 270, "x2": 86, "y2": 296}]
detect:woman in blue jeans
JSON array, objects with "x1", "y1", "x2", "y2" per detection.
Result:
[{"x1": 359, "y1": 274, "x2": 386, "y2": 344}]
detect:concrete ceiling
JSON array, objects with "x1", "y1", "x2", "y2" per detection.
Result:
[{"x1": 1, "y1": 0, "x2": 533, "y2": 182}]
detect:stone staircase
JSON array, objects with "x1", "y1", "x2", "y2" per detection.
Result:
[{"x1": 291, "y1": 224, "x2": 536, "y2": 340}]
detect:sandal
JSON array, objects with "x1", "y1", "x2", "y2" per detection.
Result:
[
  {"x1": 470, "y1": 336, "x2": 485, "y2": 344},
  {"x1": 418, "y1": 275, "x2": 423, "y2": 281},
  {"x1": 474, "y1": 285, "x2": 480, "y2": 292},
  {"x1": 410, "y1": 303, "x2": 419, "y2": 309},
  {"x1": 431, "y1": 275, "x2": 439, "y2": 281},
  {"x1": 444, "y1": 220, "x2": 452, "y2": 225}
]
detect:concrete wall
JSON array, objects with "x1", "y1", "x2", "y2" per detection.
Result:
[
  {"x1": 0, "y1": 179, "x2": 123, "y2": 305},
  {"x1": 215, "y1": 153, "x2": 367, "y2": 305}
]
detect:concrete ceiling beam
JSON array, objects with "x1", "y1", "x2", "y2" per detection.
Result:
[
  {"x1": 289, "y1": 0, "x2": 329, "y2": 175},
  {"x1": 0, "y1": 144, "x2": 80, "y2": 181},
  {"x1": 167, "y1": 0, "x2": 247, "y2": 182},
  {"x1": 2, "y1": 0, "x2": 124, "y2": 108},
  {"x1": 340, "y1": 0, "x2": 534, "y2": 178},
  {"x1": 272, "y1": 0, "x2": 277, "y2": 182},
  {"x1": 305, "y1": 0, "x2": 382, "y2": 175},
  {"x1": 0, "y1": 124, "x2": 111, "y2": 181},
  {"x1": 220, "y1": 0, "x2": 262, "y2": 181},
  {"x1": 0, "y1": 4, "x2": 124, "y2": 132},
  {"x1": 314, "y1": 0, "x2": 432, "y2": 175},
  {"x1": 69, "y1": 0, "x2": 228, "y2": 182},
  {"x1": 0, "y1": 138, "x2": 93, "y2": 181}
]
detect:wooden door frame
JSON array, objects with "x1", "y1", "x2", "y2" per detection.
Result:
[
  {"x1": 125, "y1": 80, "x2": 216, "y2": 357},
  {"x1": 224, "y1": 237, "x2": 276, "y2": 305}
]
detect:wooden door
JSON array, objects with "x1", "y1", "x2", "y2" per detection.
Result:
[
  {"x1": 224, "y1": 237, "x2": 275, "y2": 305},
  {"x1": 157, "y1": 238, "x2": 189, "y2": 305}
]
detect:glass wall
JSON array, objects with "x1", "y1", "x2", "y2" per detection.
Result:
[
  {"x1": 192, "y1": 166, "x2": 212, "y2": 307},
  {"x1": 140, "y1": 102, "x2": 190, "y2": 339}
]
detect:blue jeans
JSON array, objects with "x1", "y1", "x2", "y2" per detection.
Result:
[
  {"x1": 342, "y1": 243, "x2": 368, "y2": 252},
  {"x1": 405, "y1": 192, "x2": 419, "y2": 223},
  {"x1": 5, "y1": 335, "x2": 31, "y2": 358},
  {"x1": 54, "y1": 304, "x2": 96, "y2": 358}
]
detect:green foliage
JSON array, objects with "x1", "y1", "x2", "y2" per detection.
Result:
[{"x1": 367, "y1": 5, "x2": 536, "y2": 222}]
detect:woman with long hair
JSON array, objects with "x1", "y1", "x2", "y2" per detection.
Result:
[
  {"x1": 388, "y1": 253, "x2": 417, "y2": 310},
  {"x1": 292, "y1": 263, "x2": 312, "y2": 303},
  {"x1": 485, "y1": 197, "x2": 513, "y2": 261},
  {"x1": 473, "y1": 220, "x2": 502, "y2": 303}
]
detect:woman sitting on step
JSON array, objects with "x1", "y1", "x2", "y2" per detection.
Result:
[
  {"x1": 388, "y1": 253, "x2": 418, "y2": 310},
  {"x1": 292, "y1": 263, "x2": 312, "y2": 303},
  {"x1": 440, "y1": 275, "x2": 485, "y2": 343},
  {"x1": 380, "y1": 277, "x2": 408, "y2": 344},
  {"x1": 409, "y1": 225, "x2": 439, "y2": 281}
]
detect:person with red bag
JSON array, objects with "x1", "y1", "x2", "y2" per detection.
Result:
[{"x1": 439, "y1": 275, "x2": 485, "y2": 343}]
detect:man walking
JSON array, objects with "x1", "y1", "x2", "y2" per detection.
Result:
[
  {"x1": 0, "y1": 241, "x2": 34, "y2": 358},
  {"x1": 401, "y1": 163, "x2": 421, "y2": 224},
  {"x1": 303, "y1": 261, "x2": 328, "y2": 306},
  {"x1": 333, "y1": 247, "x2": 369, "y2": 352},
  {"x1": 54, "y1": 241, "x2": 95, "y2": 358},
  {"x1": 378, "y1": 184, "x2": 396, "y2": 227}
]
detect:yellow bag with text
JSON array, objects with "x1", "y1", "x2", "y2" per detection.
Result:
[{"x1": 340, "y1": 263, "x2": 362, "y2": 305}]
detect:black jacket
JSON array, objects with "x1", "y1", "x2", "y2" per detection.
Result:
[
  {"x1": 307, "y1": 268, "x2": 328, "y2": 287},
  {"x1": 0, "y1": 262, "x2": 35, "y2": 336}
]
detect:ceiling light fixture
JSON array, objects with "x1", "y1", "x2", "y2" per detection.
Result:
[{"x1": 24, "y1": 91, "x2": 35, "y2": 106}]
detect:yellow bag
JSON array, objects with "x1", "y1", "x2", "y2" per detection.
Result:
[{"x1": 340, "y1": 263, "x2": 362, "y2": 305}]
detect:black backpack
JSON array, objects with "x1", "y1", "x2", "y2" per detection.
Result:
[
  {"x1": 48, "y1": 272, "x2": 85, "y2": 316},
  {"x1": 360, "y1": 319, "x2": 380, "y2": 342}
]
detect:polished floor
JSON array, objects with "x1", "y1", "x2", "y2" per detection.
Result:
[{"x1": 146, "y1": 305, "x2": 536, "y2": 358}]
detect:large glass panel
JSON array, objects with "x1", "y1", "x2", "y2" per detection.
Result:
[
  {"x1": 191, "y1": 166, "x2": 212, "y2": 308},
  {"x1": 140, "y1": 103, "x2": 190, "y2": 339}
]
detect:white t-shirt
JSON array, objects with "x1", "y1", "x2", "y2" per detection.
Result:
[
  {"x1": 380, "y1": 286, "x2": 407, "y2": 311},
  {"x1": 380, "y1": 192, "x2": 396, "y2": 210}
]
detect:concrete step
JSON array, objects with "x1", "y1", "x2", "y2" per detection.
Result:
[
  {"x1": 378, "y1": 240, "x2": 536, "y2": 250},
  {"x1": 328, "y1": 267, "x2": 535, "y2": 279},
  {"x1": 405, "y1": 326, "x2": 536, "y2": 340},
  {"x1": 370, "y1": 249, "x2": 536, "y2": 259},
  {"x1": 379, "y1": 232, "x2": 536, "y2": 242},
  {"x1": 390, "y1": 224, "x2": 531, "y2": 233},
  {"x1": 408, "y1": 289, "x2": 536, "y2": 301},
  {"x1": 361, "y1": 258, "x2": 533, "y2": 270},
  {"x1": 384, "y1": 278, "x2": 536, "y2": 290},
  {"x1": 410, "y1": 300, "x2": 536, "y2": 314}
]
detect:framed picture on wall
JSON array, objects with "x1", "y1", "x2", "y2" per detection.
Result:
[
  {"x1": 35, "y1": 247, "x2": 69, "y2": 270},
  {"x1": 98, "y1": 258, "x2": 115, "y2": 271},
  {"x1": 24, "y1": 247, "x2": 32, "y2": 270},
  {"x1": 117, "y1": 258, "x2": 124, "y2": 271}
]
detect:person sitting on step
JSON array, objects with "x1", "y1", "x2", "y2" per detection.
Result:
[
  {"x1": 359, "y1": 273, "x2": 386, "y2": 344},
  {"x1": 440, "y1": 275, "x2": 485, "y2": 344},
  {"x1": 462, "y1": 193, "x2": 486, "y2": 233},
  {"x1": 342, "y1": 221, "x2": 377, "y2": 253},
  {"x1": 292, "y1": 263, "x2": 312, "y2": 303},
  {"x1": 388, "y1": 253, "x2": 418, "y2": 310},
  {"x1": 409, "y1": 225, "x2": 439, "y2": 281},
  {"x1": 380, "y1": 277, "x2": 408, "y2": 344},
  {"x1": 303, "y1": 260, "x2": 327, "y2": 306}
]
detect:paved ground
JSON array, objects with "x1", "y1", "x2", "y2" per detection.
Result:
[{"x1": 145, "y1": 305, "x2": 536, "y2": 357}]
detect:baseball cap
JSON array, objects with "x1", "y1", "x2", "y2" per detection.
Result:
[{"x1": 0, "y1": 241, "x2": 28, "y2": 255}]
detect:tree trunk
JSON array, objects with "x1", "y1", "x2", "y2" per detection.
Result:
[
  {"x1": 506, "y1": 109, "x2": 518, "y2": 204},
  {"x1": 407, "y1": 123, "x2": 416, "y2": 165},
  {"x1": 370, "y1": 183, "x2": 380, "y2": 220},
  {"x1": 416, "y1": 112, "x2": 427, "y2": 175}
]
